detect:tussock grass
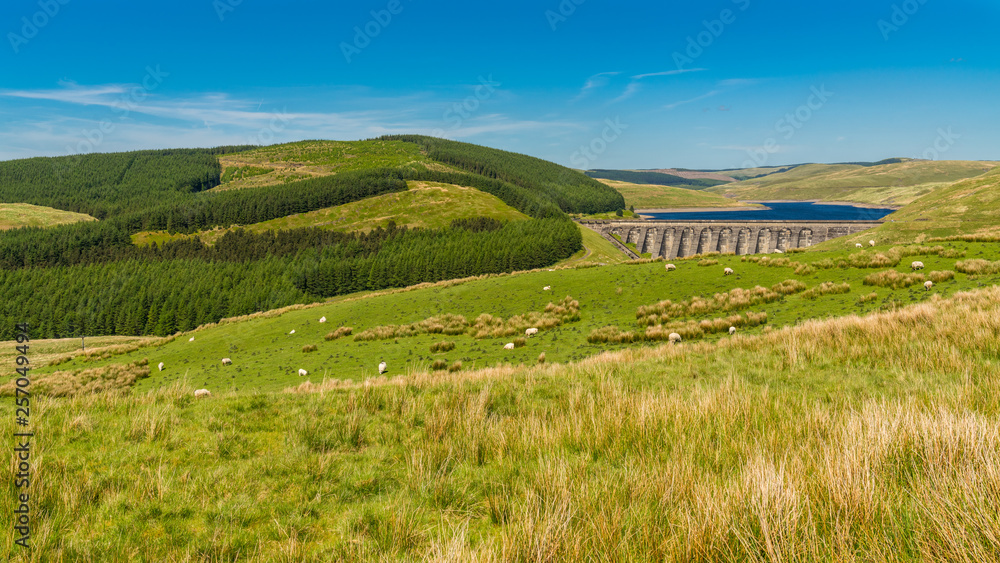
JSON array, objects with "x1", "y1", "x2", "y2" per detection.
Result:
[
  {"x1": 591, "y1": 311, "x2": 768, "y2": 343},
  {"x1": 801, "y1": 281, "x2": 851, "y2": 299},
  {"x1": 429, "y1": 341, "x2": 456, "y2": 353},
  {"x1": 354, "y1": 297, "x2": 581, "y2": 342},
  {"x1": 956, "y1": 259, "x2": 1000, "y2": 275},
  {"x1": 858, "y1": 291, "x2": 879, "y2": 304},
  {"x1": 697, "y1": 258, "x2": 719, "y2": 266},
  {"x1": 863, "y1": 270, "x2": 927, "y2": 289},
  {"x1": 324, "y1": 326, "x2": 353, "y2": 341},
  {"x1": 302, "y1": 344, "x2": 318, "y2": 353},
  {"x1": 637, "y1": 281, "x2": 803, "y2": 327},
  {"x1": 0, "y1": 359, "x2": 150, "y2": 397}
]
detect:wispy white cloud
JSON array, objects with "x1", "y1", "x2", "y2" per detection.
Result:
[
  {"x1": 571, "y1": 72, "x2": 620, "y2": 103},
  {"x1": 664, "y1": 89, "x2": 722, "y2": 110},
  {"x1": 610, "y1": 68, "x2": 707, "y2": 104}
]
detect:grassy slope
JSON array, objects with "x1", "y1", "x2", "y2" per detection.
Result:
[
  {"x1": 595, "y1": 179, "x2": 759, "y2": 209},
  {"x1": 132, "y1": 181, "x2": 529, "y2": 245},
  {"x1": 821, "y1": 166, "x2": 1000, "y2": 248},
  {"x1": 26, "y1": 238, "x2": 1000, "y2": 394},
  {"x1": 556, "y1": 225, "x2": 631, "y2": 268},
  {"x1": 0, "y1": 203, "x2": 96, "y2": 230},
  {"x1": 710, "y1": 160, "x2": 996, "y2": 205},
  {"x1": 3, "y1": 285, "x2": 1000, "y2": 559},
  {"x1": 215, "y1": 140, "x2": 441, "y2": 189}
]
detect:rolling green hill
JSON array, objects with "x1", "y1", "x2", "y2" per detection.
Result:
[
  {"x1": 709, "y1": 160, "x2": 996, "y2": 205},
  {"x1": 133, "y1": 181, "x2": 531, "y2": 246},
  {"x1": 585, "y1": 169, "x2": 730, "y2": 188},
  {"x1": 830, "y1": 166, "x2": 1000, "y2": 247}
]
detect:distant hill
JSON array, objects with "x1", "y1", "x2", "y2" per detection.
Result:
[
  {"x1": 585, "y1": 169, "x2": 729, "y2": 189},
  {"x1": 594, "y1": 179, "x2": 758, "y2": 210},
  {"x1": 867, "y1": 166, "x2": 1000, "y2": 243},
  {"x1": 707, "y1": 160, "x2": 997, "y2": 206}
]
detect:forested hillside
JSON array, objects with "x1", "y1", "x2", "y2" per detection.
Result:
[
  {"x1": 585, "y1": 169, "x2": 729, "y2": 188},
  {"x1": 382, "y1": 135, "x2": 626, "y2": 214},
  {"x1": 0, "y1": 142, "x2": 586, "y2": 339}
]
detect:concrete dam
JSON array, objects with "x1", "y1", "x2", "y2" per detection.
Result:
[{"x1": 580, "y1": 219, "x2": 884, "y2": 260}]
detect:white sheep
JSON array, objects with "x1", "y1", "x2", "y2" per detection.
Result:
[
  {"x1": 319, "y1": 317, "x2": 327, "y2": 323},
  {"x1": 289, "y1": 330, "x2": 296, "y2": 335},
  {"x1": 158, "y1": 362, "x2": 164, "y2": 372},
  {"x1": 729, "y1": 326, "x2": 736, "y2": 335},
  {"x1": 924, "y1": 280, "x2": 934, "y2": 291},
  {"x1": 503, "y1": 342, "x2": 515, "y2": 350},
  {"x1": 869, "y1": 240, "x2": 876, "y2": 247},
  {"x1": 298, "y1": 369, "x2": 308, "y2": 376},
  {"x1": 543, "y1": 286, "x2": 551, "y2": 291},
  {"x1": 194, "y1": 389, "x2": 211, "y2": 398},
  {"x1": 855, "y1": 243, "x2": 863, "y2": 248},
  {"x1": 221, "y1": 358, "x2": 232, "y2": 366},
  {"x1": 188, "y1": 337, "x2": 195, "y2": 342},
  {"x1": 724, "y1": 268, "x2": 734, "y2": 276},
  {"x1": 911, "y1": 261, "x2": 925, "y2": 271},
  {"x1": 665, "y1": 263, "x2": 676, "y2": 271},
  {"x1": 525, "y1": 328, "x2": 539, "y2": 337},
  {"x1": 378, "y1": 361, "x2": 387, "y2": 374},
  {"x1": 668, "y1": 333, "x2": 682, "y2": 344},
  {"x1": 775, "y1": 249, "x2": 784, "y2": 254}
]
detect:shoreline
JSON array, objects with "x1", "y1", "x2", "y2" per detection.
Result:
[
  {"x1": 636, "y1": 205, "x2": 767, "y2": 215},
  {"x1": 740, "y1": 199, "x2": 901, "y2": 210}
]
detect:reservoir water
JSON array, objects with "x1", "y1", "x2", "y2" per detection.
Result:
[{"x1": 641, "y1": 201, "x2": 895, "y2": 222}]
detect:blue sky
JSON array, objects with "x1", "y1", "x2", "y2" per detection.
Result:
[{"x1": 1, "y1": 0, "x2": 998, "y2": 169}]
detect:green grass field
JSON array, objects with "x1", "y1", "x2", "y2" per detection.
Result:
[
  {"x1": 3, "y1": 276, "x2": 1000, "y2": 559},
  {"x1": 132, "y1": 181, "x2": 529, "y2": 245},
  {"x1": 0, "y1": 203, "x2": 96, "y2": 230},
  {"x1": 709, "y1": 160, "x2": 996, "y2": 206},
  {"x1": 215, "y1": 140, "x2": 440, "y2": 190},
  {"x1": 595, "y1": 179, "x2": 758, "y2": 210}
]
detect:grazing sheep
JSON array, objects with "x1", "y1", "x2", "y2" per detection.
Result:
[
  {"x1": 856, "y1": 243, "x2": 863, "y2": 248},
  {"x1": 775, "y1": 249, "x2": 784, "y2": 254},
  {"x1": 724, "y1": 268, "x2": 734, "y2": 276},
  {"x1": 221, "y1": 358, "x2": 232, "y2": 366},
  {"x1": 543, "y1": 286, "x2": 551, "y2": 291},
  {"x1": 729, "y1": 326, "x2": 736, "y2": 335},
  {"x1": 298, "y1": 369, "x2": 308, "y2": 376},
  {"x1": 525, "y1": 328, "x2": 539, "y2": 337},
  {"x1": 378, "y1": 361, "x2": 387, "y2": 374},
  {"x1": 869, "y1": 240, "x2": 876, "y2": 247},
  {"x1": 911, "y1": 261, "x2": 925, "y2": 271},
  {"x1": 503, "y1": 342, "x2": 515, "y2": 350},
  {"x1": 319, "y1": 317, "x2": 327, "y2": 323},
  {"x1": 188, "y1": 337, "x2": 195, "y2": 342},
  {"x1": 289, "y1": 330, "x2": 296, "y2": 335},
  {"x1": 924, "y1": 280, "x2": 934, "y2": 291},
  {"x1": 194, "y1": 389, "x2": 211, "y2": 398},
  {"x1": 158, "y1": 362, "x2": 164, "y2": 372},
  {"x1": 668, "y1": 333, "x2": 682, "y2": 344},
  {"x1": 665, "y1": 263, "x2": 676, "y2": 271}
]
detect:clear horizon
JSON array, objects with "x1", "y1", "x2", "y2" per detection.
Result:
[{"x1": 1, "y1": 0, "x2": 998, "y2": 169}]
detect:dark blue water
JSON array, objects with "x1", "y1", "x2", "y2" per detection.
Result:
[{"x1": 642, "y1": 201, "x2": 895, "y2": 222}]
